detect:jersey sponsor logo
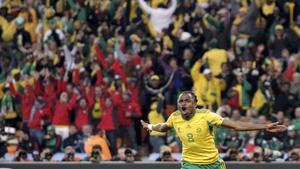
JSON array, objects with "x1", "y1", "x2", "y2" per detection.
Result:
[{"x1": 177, "y1": 127, "x2": 182, "y2": 133}]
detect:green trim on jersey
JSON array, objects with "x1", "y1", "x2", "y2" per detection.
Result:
[{"x1": 181, "y1": 159, "x2": 226, "y2": 169}]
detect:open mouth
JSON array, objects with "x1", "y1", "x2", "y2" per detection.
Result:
[{"x1": 182, "y1": 107, "x2": 187, "y2": 112}]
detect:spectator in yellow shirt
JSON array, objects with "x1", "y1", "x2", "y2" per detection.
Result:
[
  {"x1": 148, "y1": 101, "x2": 165, "y2": 153},
  {"x1": 191, "y1": 60, "x2": 221, "y2": 110}
]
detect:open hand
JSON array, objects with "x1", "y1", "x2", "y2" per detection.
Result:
[
  {"x1": 266, "y1": 122, "x2": 287, "y2": 132},
  {"x1": 140, "y1": 120, "x2": 151, "y2": 131}
]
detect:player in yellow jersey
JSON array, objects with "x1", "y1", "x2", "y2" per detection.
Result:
[{"x1": 141, "y1": 91, "x2": 287, "y2": 169}]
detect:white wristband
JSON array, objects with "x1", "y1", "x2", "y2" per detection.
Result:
[{"x1": 148, "y1": 124, "x2": 153, "y2": 130}]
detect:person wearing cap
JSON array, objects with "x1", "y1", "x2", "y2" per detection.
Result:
[
  {"x1": 144, "y1": 74, "x2": 174, "y2": 97},
  {"x1": 191, "y1": 61, "x2": 221, "y2": 109},
  {"x1": 141, "y1": 73, "x2": 174, "y2": 119},
  {"x1": 42, "y1": 125, "x2": 62, "y2": 153},
  {"x1": 269, "y1": 24, "x2": 289, "y2": 58},
  {"x1": 151, "y1": 74, "x2": 160, "y2": 81}
]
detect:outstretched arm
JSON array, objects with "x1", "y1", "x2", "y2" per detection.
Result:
[
  {"x1": 140, "y1": 120, "x2": 171, "y2": 132},
  {"x1": 138, "y1": 0, "x2": 155, "y2": 14},
  {"x1": 221, "y1": 119, "x2": 287, "y2": 132},
  {"x1": 165, "y1": 0, "x2": 177, "y2": 15}
]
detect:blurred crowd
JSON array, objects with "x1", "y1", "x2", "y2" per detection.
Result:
[{"x1": 0, "y1": 0, "x2": 300, "y2": 163}]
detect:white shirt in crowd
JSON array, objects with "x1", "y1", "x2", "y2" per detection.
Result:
[{"x1": 138, "y1": 0, "x2": 177, "y2": 34}]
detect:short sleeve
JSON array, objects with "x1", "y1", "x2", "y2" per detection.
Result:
[
  {"x1": 165, "y1": 113, "x2": 175, "y2": 128},
  {"x1": 206, "y1": 110, "x2": 224, "y2": 126}
]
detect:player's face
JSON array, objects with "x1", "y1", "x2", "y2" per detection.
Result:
[{"x1": 177, "y1": 93, "x2": 196, "y2": 120}]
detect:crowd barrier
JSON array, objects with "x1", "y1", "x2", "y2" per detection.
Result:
[{"x1": 1, "y1": 161, "x2": 300, "y2": 169}]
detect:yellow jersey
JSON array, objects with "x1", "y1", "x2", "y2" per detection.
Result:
[
  {"x1": 191, "y1": 62, "x2": 222, "y2": 107},
  {"x1": 166, "y1": 108, "x2": 224, "y2": 164},
  {"x1": 202, "y1": 49, "x2": 228, "y2": 76},
  {"x1": 148, "y1": 110, "x2": 166, "y2": 136}
]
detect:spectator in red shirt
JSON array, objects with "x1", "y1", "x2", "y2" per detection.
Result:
[
  {"x1": 97, "y1": 97, "x2": 118, "y2": 154},
  {"x1": 8, "y1": 81, "x2": 35, "y2": 125},
  {"x1": 75, "y1": 94, "x2": 94, "y2": 130},
  {"x1": 27, "y1": 97, "x2": 52, "y2": 144},
  {"x1": 127, "y1": 77, "x2": 140, "y2": 107},
  {"x1": 52, "y1": 91, "x2": 78, "y2": 140},
  {"x1": 117, "y1": 92, "x2": 141, "y2": 150}
]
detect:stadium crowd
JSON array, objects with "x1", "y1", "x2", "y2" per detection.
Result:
[{"x1": 0, "y1": 0, "x2": 300, "y2": 163}]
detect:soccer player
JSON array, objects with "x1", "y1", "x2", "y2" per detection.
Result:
[{"x1": 141, "y1": 91, "x2": 287, "y2": 169}]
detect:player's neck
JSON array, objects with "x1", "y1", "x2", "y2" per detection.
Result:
[{"x1": 182, "y1": 112, "x2": 195, "y2": 121}]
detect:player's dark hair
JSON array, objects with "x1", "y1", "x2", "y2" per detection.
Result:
[{"x1": 180, "y1": 91, "x2": 198, "y2": 103}]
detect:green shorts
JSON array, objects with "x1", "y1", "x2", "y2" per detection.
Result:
[{"x1": 181, "y1": 159, "x2": 226, "y2": 169}]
